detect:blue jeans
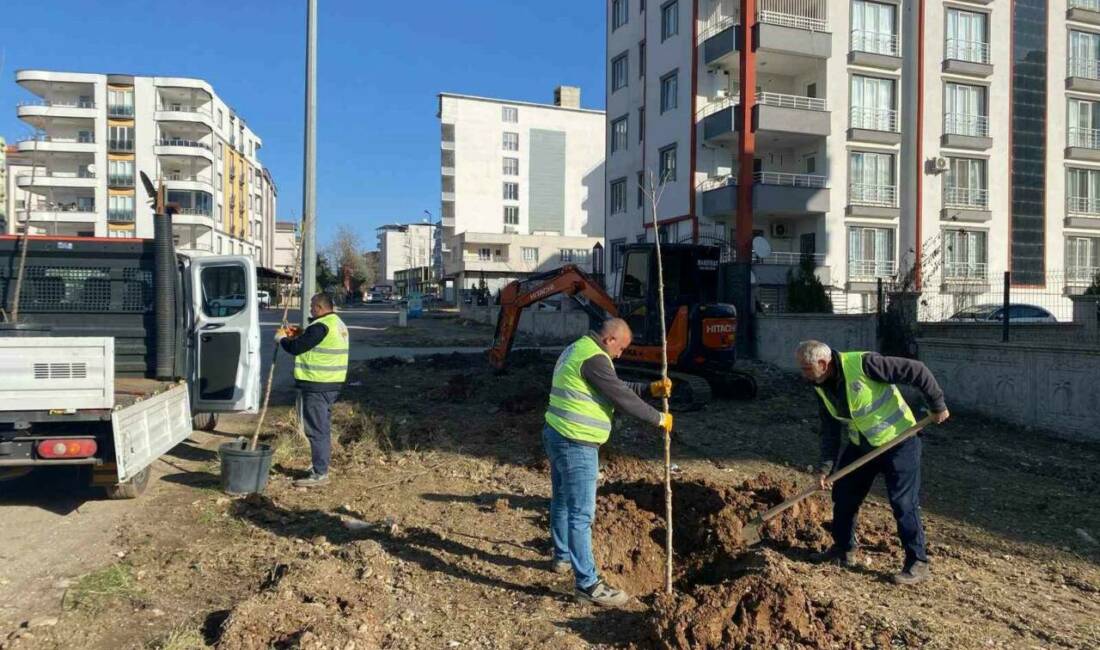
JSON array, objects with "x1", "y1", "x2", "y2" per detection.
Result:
[
  {"x1": 542, "y1": 424, "x2": 600, "y2": 589},
  {"x1": 301, "y1": 390, "x2": 339, "y2": 475},
  {"x1": 831, "y1": 435, "x2": 927, "y2": 568}
]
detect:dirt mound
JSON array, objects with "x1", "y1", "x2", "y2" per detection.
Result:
[
  {"x1": 216, "y1": 548, "x2": 391, "y2": 650},
  {"x1": 499, "y1": 388, "x2": 546, "y2": 415},
  {"x1": 443, "y1": 373, "x2": 476, "y2": 400},
  {"x1": 649, "y1": 550, "x2": 854, "y2": 650},
  {"x1": 366, "y1": 356, "x2": 409, "y2": 371}
]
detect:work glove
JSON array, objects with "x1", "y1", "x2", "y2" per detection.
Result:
[
  {"x1": 649, "y1": 378, "x2": 673, "y2": 399},
  {"x1": 274, "y1": 326, "x2": 289, "y2": 343},
  {"x1": 658, "y1": 412, "x2": 674, "y2": 436}
]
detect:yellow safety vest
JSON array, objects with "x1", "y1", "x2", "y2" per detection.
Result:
[
  {"x1": 815, "y1": 351, "x2": 917, "y2": 447},
  {"x1": 545, "y1": 336, "x2": 615, "y2": 445},
  {"x1": 294, "y1": 312, "x2": 349, "y2": 383}
]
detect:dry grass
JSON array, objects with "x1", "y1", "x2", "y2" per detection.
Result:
[
  {"x1": 147, "y1": 626, "x2": 210, "y2": 650},
  {"x1": 63, "y1": 563, "x2": 143, "y2": 612}
]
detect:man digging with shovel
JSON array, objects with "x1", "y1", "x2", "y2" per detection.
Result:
[{"x1": 795, "y1": 340, "x2": 949, "y2": 586}]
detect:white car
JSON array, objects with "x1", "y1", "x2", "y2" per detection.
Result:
[
  {"x1": 948, "y1": 303, "x2": 1057, "y2": 323},
  {"x1": 257, "y1": 290, "x2": 271, "y2": 308}
]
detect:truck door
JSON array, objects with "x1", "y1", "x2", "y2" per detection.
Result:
[{"x1": 189, "y1": 256, "x2": 261, "y2": 413}]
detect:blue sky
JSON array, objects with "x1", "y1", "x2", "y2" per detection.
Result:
[{"x1": 0, "y1": 0, "x2": 606, "y2": 250}]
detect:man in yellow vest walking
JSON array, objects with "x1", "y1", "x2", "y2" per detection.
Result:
[
  {"x1": 276, "y1": 293, "x2": 350, "y2": 488},
  {"x1": 795, "y1": 340, "x2": 949, "y2": 586},
  {"x1": 544, "y1": 318, "x2": 674, "y2": 607}
]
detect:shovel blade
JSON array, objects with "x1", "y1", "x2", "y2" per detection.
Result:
[{"x1": 741, "y1": 517, "x2": 764, "y2": 547}]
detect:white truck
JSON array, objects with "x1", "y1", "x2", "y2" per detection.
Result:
[{"x1": 0, "y1": 231, "x2": 260, "y2": 498}]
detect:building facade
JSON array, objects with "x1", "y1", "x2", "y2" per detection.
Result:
[
  {"x1": 438, "y1": 87, "x2": 606, "y2": 295},
  {"x1": 7, "y1": 70, "x2": 275, "y2": 267},
  {"x1": 377, "y1": 222, "x2": 438, "y2": 287},
  {"x1": 606, "y1": 0, "x2": 1100, "y2": 316},
  {"x1": 273, "y1": 220, "x2": 298, "y2": 275}
]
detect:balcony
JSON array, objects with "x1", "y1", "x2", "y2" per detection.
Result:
[
  {"x1": 441, "y1": 166, "x2": 455, "y2": 176},
  {"x1": 848, "y1": 107, "x2": 900, "y2": 145},
  {"x1": 16, "y1": 99, "x2": 97, "y2": 122},
  {"x1": 155, "y1": 138, "x2": 214, "y2": 161},
  {"x1": 846, "y1": 183, "x2": 899, "y2": 218},
  {"x1": 1067, "y1": 265, "x2": 1100, "y2": 286},
  {"x1": 848, "y1": 30, "x2": 901, "y2": 69},
  {"x1": 108, "y1": 210, "x2": 135, "y2": 223},
  {"x1": 700, "y1": 172, "x2": 830, "y2": 218},
  {"x1": 442, "y1": 191, "x2": 455, "y2": 202},
  {"x1": 1069, "y1": 0, "x2": 1100, "y2": 26},
  {"x1": 1066, "y1": 127, "x2": 1100, "y2": 162},
  {"x1": 17, "y1": 136, "x2": 96, "y2": 155},
  {"x1": 942, "y1": 187, "x2": 991, "y2": 222},
  {"x1": 108, "y1": 138, "x2": 135, "y2": 152},
  {"x1": 19, "y1": 205, "x2": 99, "y2": 225},
  {"x1": 107, "y1": 104, "x2": 135, "y2": 118},
  {"x1": 750, "y1": 251, "x2": 831, "y2": 286},
  {"x1": 17, "y1": 170, "x2": 97, "y2": 189},
  {"x1": 1067, "y1": 58, "x2": 1100, "y2": 93},
  {"x1": 755, "y1": 0, "x2": 831, "y2": 59},
  {"x1": 156, "y1": 103, "x2": 213, "y2": 127},
  {"x1": 942, "y1": 262, "x2": 990, "y2": 292},
  {"x1": 1066, "y1": 196, "x2": 1100, "y2": 228},
  {"x1": 163, "y1": 173, "x2": 213, "y2": 192},
  {"x1": 848, "y1": 259, "x2": 897, "y2": 287},
  {"x1": 944, "y1": 39, "x2": 993, "y2": 76},
  {"x1": 756, "y1": 92, "x2": 830, "y2": 138},
  {"x1": 942, "y1": 113, "x2": 992, "y2": 149}
]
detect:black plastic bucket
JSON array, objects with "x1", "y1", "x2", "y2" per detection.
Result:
[{"x1": 218, "y1": 440, "x2": 274, "y2": 495}]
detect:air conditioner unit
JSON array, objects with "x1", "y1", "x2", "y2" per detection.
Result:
[
  {"x1": 933, "y1": 156, "x2": 949, "y2": 173},
  {"x1": 770, "y1": 222, "x2": 793, "y2": 239}
]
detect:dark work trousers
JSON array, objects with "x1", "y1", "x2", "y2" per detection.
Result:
[
  {"x1": 831, "y1": 434, "x2": 927, "y2": 568},
  {"x1": 301, "y1": 390, "x2": 340, "y2": 475}
]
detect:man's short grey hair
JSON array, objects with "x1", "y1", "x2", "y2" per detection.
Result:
[
  {"x1": 795, "y1": 340, "x2": 831, "y2": 365},
  {"x1": 600, "y1": 317, "x2": 631, "y2": 339}
]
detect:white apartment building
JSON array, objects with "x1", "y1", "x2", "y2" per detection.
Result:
[
  {"x1": 273, "y1": 220, "x2": 298, "y2": 276},
  {"x1": 438, "y1": 87, "x2": 606, "y2": 295},
  {"x1": 606, "y1": 0, "x2": 1100, "y2": 316},
  {"x1": 7, "y1": 70, "x2": 275, "y2": 268},
  {"x1": 377, "y1": 222, "x2": 438, "y2": 285}
]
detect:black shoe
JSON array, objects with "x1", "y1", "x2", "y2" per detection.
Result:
[
  {"x1": 893, "y1": 560, "x2": 931, "y2": 585},
  {"x1": 813, "y1": 545, "x2": 859, "y2": 568}
]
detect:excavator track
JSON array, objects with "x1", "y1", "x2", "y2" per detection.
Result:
[{"x1": 616, "y1": 365, "x2": 713, "y2": 412}]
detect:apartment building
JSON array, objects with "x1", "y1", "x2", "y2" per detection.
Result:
[
  {"x1": 0, "y1": 140, "x2": 7, "y2": 230},
  {"x1": 7, "y1": 70, "x2": 275, "y2": 267},
  {"x1": 438, "y1": 87, "x2": 606, "y2": 295},
  {"x1": 606, "y1": 0, "x2": 1100, "y2": 314},
  {"x1": 273, "y1": 220, "x2": 298, "y2": 276},
  {"x1": 377, "y1": 222, "x2": 438, "y2": 287}
]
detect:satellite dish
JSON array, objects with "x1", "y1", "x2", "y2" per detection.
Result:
[
  {"x1": 751, "y1": 236, "x2": 772, "y2": 260},
  {"x1": 750, "y1": 270, "x2": 758, "y2": 285},
  {"x1": 86, "y1": 163, "x2": 96, "y2": 175}
]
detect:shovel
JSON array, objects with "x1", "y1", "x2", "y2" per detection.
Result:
[{"x1": 741, "y1": 414, "x2": 935, "y2": 546}]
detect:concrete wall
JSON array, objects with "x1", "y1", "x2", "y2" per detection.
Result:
[
  {"x1": 919, "y1": 322, "x2": 1086, "y2": 342},
  {"x1": 460, "y1": 302, "x2": 589, "y2": 341},
  {"x1": 755, "y1": 313, "x2": 878, "y2": 370},
  {"x1": 918, "y1": 338, "x2": 1100, "y2": 442}
]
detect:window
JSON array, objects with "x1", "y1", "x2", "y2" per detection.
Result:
[
  {"x1": 1068, "y1": 168, "x2": 1100, "y2": 215},
  {"x1": 806, "y1": 156, "x2": 816, "y2": 174},
  {"x1": 218, "y1": 144, "x2": 223, "y2": 160},
  {"x1": 503, "y1": 182, "x2": 519, "y2": 200},
  {"x1": 943, "y1": 229, "x2": 987, "y2": 279},
  {"x1": 660, "y1": 71, "x2": 678, "y2": 113},
  {"x1": 201, "y1": 264, "x2": 247, "y2": 319},
  {"x1": 523, "y1": 247, "x2": 539, "y2": 263},
  {"x1": 503, "y1": 157, "x2": 519, "y2": 175},
  {"x1": 661, "y1": 1, "x2": 678, "y2": 41},
  {"x1": 851, "y1": 0, "x2": 897, "y2": 56},
  {"x1": 218, "y1": 205, "x2": 223, "y2": 222},
  {"x1": 639, "y1": 41, "x2": 646, "y2": 77},
  {"x1": 559, "y1": 249, "x2": 574, "y2": 262},
  {"x1": 1069, "y1": 99, "x2": 1100, "y2": 148},
  {"x1": 108, "y1": 195, "x2": 134, "y2": 222},
  {"x1": 612, "y1": 0, "x2": 629, "y2": 30},
  {"x1": 611, "y1": 116, "x2": 629, "y2": 153},
  {"x1": 850, "y1": 75, "x2": 896, "y2": 131},
  {"x1": 610, "y1": 178, "x2": 627, "y2": 214},
  {"x1": 637, "y1": 171, "x2": 645, "y2": 208},
  {"x1": 659, "y1": 144, "x2": 677, "y2": 183},
  {"x1": 944, "y1": 83, "x2": 987, "y2": 137},
  {"x1": 217, "y1": 237, "x2": 223, "y2": 254},
  {"x1": 944, "y1": 158, "x2": 988, "y2": 209},
  {"x1": 218, "y1": 109, "x2": 224, "y2": 129},
  {"x1": 638, "y1": 107, "x2": 645, "y2": 142},
  {"x1": 847, "y1": 227, "x2": 895, "y2": 278},
  {"x1": 622, "y1": 249, "x2": 650, "y2": 300},
  {"x1": 849, "y1": 151, "x2": 896, "y2": 206},
  {"x1": 573, "y1": 249, "x2": 591, "y2": 264},
  {"x1": 610, "y1": 239, "x2": 626, "y2": 272},
  {"x1": 108, "y1": 89, "x2": 134, "y2": 116},
  {"x1": 217, "y1": 173, "x2": 223, "y2": 190},
  {"x1": 946, "y1": 8, "x2": 989, "y2": 64},
  {"x1": 502, "y1": 106, "x2": 518, "y2": 123},
  {"x1": 478, "y1": 248, "x2": 491, "y2": 261},
  {"x1": 504, "y1": 206, "x2": 519, "y2": 225},
  {"x1": 612, "y1": 53, "x2": 629, "y2": 92},
  {"x1": 1067, "y1": 237, "x2": 1100, "y2": 282},
  {"x1": 108, "y1": 125, "x2": 134, "y2": 150},
  {"x1": 503, "y1": 132, "x2": 519, "y2": 151},
  {"x1": 108, "y1": 160, "x2": 134, "y2": 186}
]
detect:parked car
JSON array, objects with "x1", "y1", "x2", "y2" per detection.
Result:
[
  {"x1": 947, "y1": 303, "x2": 1057, "y2": 323},
  {"x1": 210, "y1": 293, "x2": 247, "y2": 315},
  {"x1": 256, "y1": 290, "x2": 271, "y2": 308}
]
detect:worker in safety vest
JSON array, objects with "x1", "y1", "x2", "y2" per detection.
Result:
[
  {"x1": 544, "y1": 318, "x2": 674, "y2": 607},
  {"x1": 795, "y1": 340, "x2": 949, "y2": 586},
  {"x1": 275, "y1": 292, "x2": 350, "y2": 488}
]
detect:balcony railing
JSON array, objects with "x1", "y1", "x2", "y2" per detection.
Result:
[
  {"x1": 1068, "y1": 266, "x2": 1100, "y2": 284},
  {"x1": 848, "y1": 259, "x2": 897, "y2": 280},
  {"x1": 177, "y1": 208, "x2": 212, "y2": 216},
  {"x1": 22, "y1": 135, "x2": 95, "y2": 145},
  {"x1": 164, "y1": 173, "x2": 210, "y2": 184},
  {"x1": 758, "y1": 91, "x2": 826, "y2": 112},
  {"x1": 158, "y1": 138, "x2": 210, "y2": 150},
  {"x1": 696, "y1": 94, "x2": 735, "y2": 119},
  {"x1": 108, "y1": 105, "x2": 134, "y2": 117},
  {"x1": 23, "y1": 201, "x2": 96, "y2": 214},
  {"x1": 754, "y1": 171, "x2": 827, "y2": 188},
  {"x1": 462, "y1": 254, "x2": 509, "y2": 263},
  {"x1": 757, "y1": 251, "x2": 826, "y2": 265},
  {"x1": 157, "y1": 103, "x2": 209, "y2": 114},
  {"x1": 1068, "y1": 127, "x2": 1100, "y2": 149},
  {"x1": 944, "y1": 113, "x2": 989, "y2": 137},
  {"x1": 18, "y1": 99, "x2": 95, "y2": 109},
  {"x1": 108, "y1": 139, "x2": 134, "y2": 151},
  {"x1": 850, "y1": 106, "x2": 897, "y2": 132},
  {"x1": 17, "y1": 170, "x2": 95, "y2": 181},
  {"x1": 1068, "y1": 196, "x2": 1100, "y2": 215},
  {"x1": 698, "y1": 0, "x2": 739, "y2": 43},
  {"x1": 1071, "y1": 0, "x2": 1100, "y2": 10},
  {"x1": 757, "y1": 0, "x2": 828, "y2": 32},
  {"x1": 850, "y1": 29, "x2": 898, "y2": 57},
  {"x1": 943, "y1": 186, "x2": 989, "y2": 209},
  {"x1": 108, "y1": 210, "x2": 135, "y2": 222},
  {"x1": 946, "y1": 38, "x2": 991, "y2": 64},
  {"x1": 849, "y1": 183, "x2": 898, "y2": 207},
  {"x1": 109, "y1": 175, "x2": 135, "y2": 187},
  {"x1": 943, "y1": 261, "x2": 989, "y2": 280},
  {"x1": 698, "y1": 175, "x2": 738, "y2": 192}
]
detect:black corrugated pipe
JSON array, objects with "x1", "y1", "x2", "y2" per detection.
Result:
[{"x1": 154, "y1": 210, "x2": 176, "y2": 379}]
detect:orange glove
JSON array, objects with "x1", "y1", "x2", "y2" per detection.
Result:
[
  {"x1": 649, "y1": 378, "x2": 673, "y2": 398},
  {"x1": 658, "y1": 412, "x2": 674, "y2": 436}
]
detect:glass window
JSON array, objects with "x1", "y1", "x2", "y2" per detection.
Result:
[
  {"x1": 217, "y1": 173, "x2": 223, "y2": 190},
  {"x1": 503, "y1": 157, "x2": 519, "y2": 175},
  {"x1": 611, "y1": 116, "x2": 628, "y2": 153},
  {"x1": 660, "y1": 71, "x2": 678, "y2": 113},
  {"x1": 659, "y1": 144, "x2": 677, "y2": 183},
  {"x1": 661, "y1": 1, "x2": 678, "y2": 41},
  {"x1": 945, "y1": 83, "x2": 986, "y2": 136},
  {"x1": 201, "y1": 264, "x2": 247, "y2": 318},
  {"x1": 522, "y1": 247, "x2": 539, "y2": 262},
  {"x1": 851, "y1": 0, "x2": 897, "y2": 56},
  {"x1": 109, "y1": 125, "x2": 134, "y2": 150},
  {"x1": 622, "y1": 250, "x2": 650, "y2": 300},
  {"x1": 639, "y1": 41, "x2": 646, "y2": 77},
  {"x1": 849, "y1": 151, "x2": 896, "y2": 206},
  {"x1": 1069, "y1": 99, "x2": 1100, "y2": 148},
  {"x1": 504, "y1": 206, "x2": 519, "y2": 224},
  {"x1": 612, "y1": 53, "x2": 629, "y2": 92},
  {"x1": 610, "y1": 239, "x2": 626, "y2": 272},
  {"x1": 559, "y1": 249, "x2": 574, "y2": 262},
  {"x1": 478, "y1": 248, "x2": 491, "y2": 261},
  {"x1": 638, "y1": 107, "x2": 645, "y2": 142},
  {"x1": 108, "y1": 89, "x2": 134, "y2": 116},
  {"x1": 943, "y1": 229, "x2": 987, "y2": 279},
  {"x1": 612, "y1": 0, "x2": 629, "y2": 30},
  {"x1": 610, "y1": 178, "x2": 627, "y2": 214},
  {"x1": 637, "y1": 171, "x2": 645, "y2": 208},
  {"x1": 503, "y1": 132, "x2": 519, "y2": 151},
  {"x1": 502, "y1": 106, "x2": 518, "y2": 123},
  {"x1": 946, "y1": 8, "x2": 989, "y2": 63},
  {"x1": 1067, "y1": 237, "x2": 1100, "y2": 281},
  {"x1": 573, "y1": 249, "x2": 590, "y2": 263},
  {"x1": 847, "y1": 227, "x2": 895, "y2": 278},
  {"x1": 1068, "y1": 168, "x2": 1100, "y2": 214},
  {"x1": 503, "y1": 182, "x2": 519, "y2": 200},
  {"x1": 850, "y1": 75, "x2": 896, "y2": 131},
  {"x1": 944, "y1": 158, "x2": 988, "y2": 208},
  {"x1": 108, "y1": 160, "x2": 133, "y2": 185}
]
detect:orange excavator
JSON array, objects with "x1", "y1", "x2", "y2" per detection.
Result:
[{"x1": 488, "y1": 243, "x2": 757, "y2": 408}]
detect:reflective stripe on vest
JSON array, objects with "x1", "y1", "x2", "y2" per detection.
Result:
[
  {"x1": 294, "y1": 312, "x2": 349, "y2": 383},
  {"x1": 814, "y1": 351, "x2": 916, "y2": 447},
  {"x1": 544, "y1": 336, "x2": 615, "y2": 445}
]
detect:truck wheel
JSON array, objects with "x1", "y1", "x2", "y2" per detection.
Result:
[
  {"x1": 192, "y1": 412, "x2": 218, "y2": 431},
  {"x1": 105, "y1": 467, "x2": 151, "y2": 500}
]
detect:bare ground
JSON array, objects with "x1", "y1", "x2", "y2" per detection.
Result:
[{"x1": 3, "y1": 352, "x2": 1099, "y2": 649}]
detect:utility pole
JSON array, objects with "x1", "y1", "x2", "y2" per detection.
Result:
[{"x1": 300, "y1": 0, "x2": 318, "y2": 326}]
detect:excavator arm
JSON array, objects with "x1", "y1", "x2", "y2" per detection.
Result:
[{"x1": 488, "y1": 265, "x2": 619, "y2": 370}]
